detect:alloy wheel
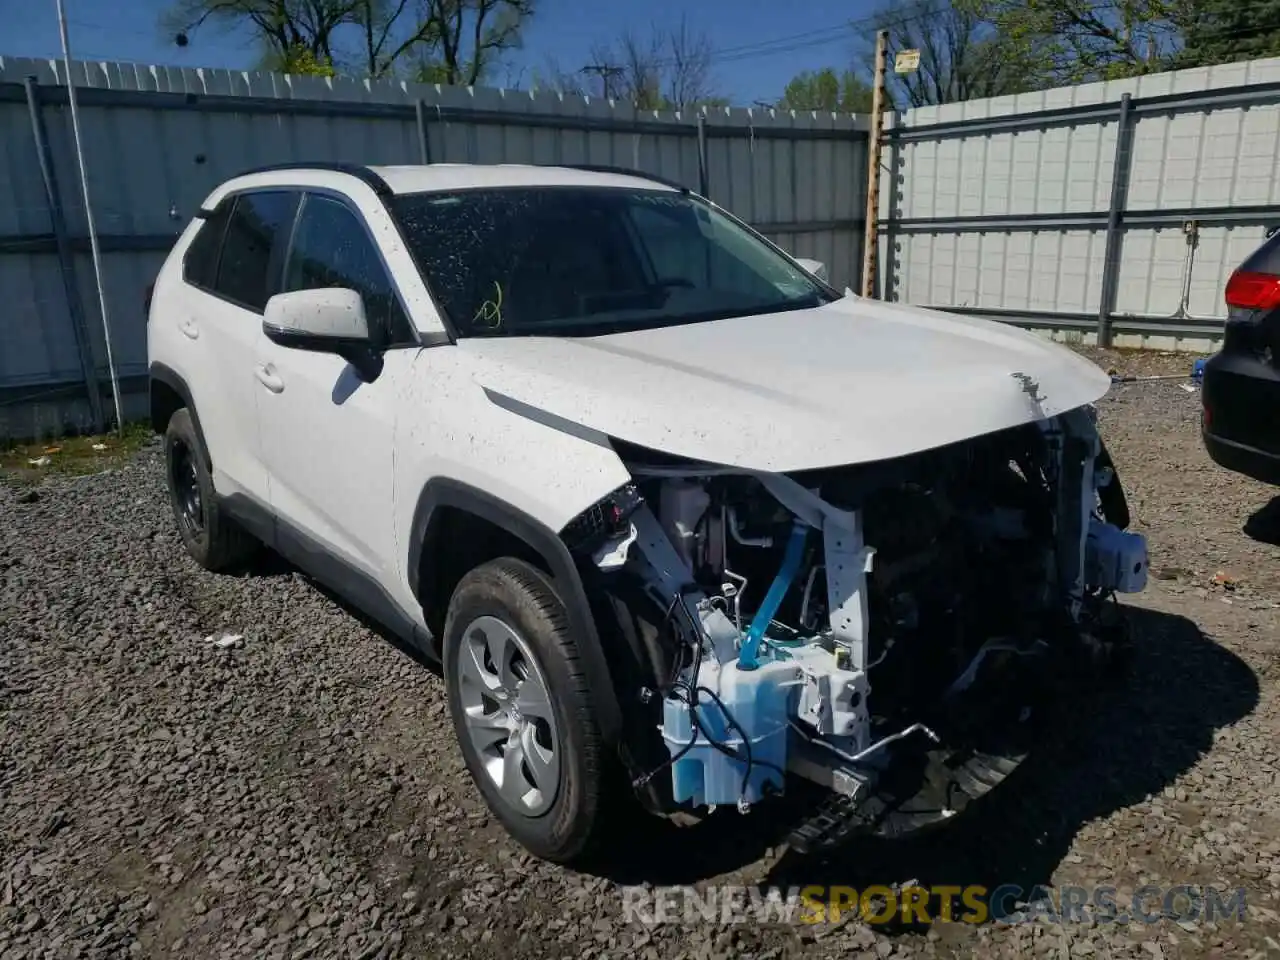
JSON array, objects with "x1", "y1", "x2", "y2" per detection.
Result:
[{"x1": 454, "y1": 615, "x2": 561, "y2": 816}]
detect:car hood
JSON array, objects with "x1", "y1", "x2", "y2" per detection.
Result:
[{"x1": 457, "y1": 297, "x2": 1111, "y2": 473}]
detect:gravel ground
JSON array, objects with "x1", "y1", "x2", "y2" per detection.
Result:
[{"x1": 3, "y1": 347, "x2": 1280, "y2": 960}]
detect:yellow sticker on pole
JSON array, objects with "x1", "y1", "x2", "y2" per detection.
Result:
[{"x1": 894, "y1": 49, "x2": 920, "y2": 73}]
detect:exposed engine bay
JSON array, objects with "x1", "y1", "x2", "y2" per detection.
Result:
[{"x1": 566, "y1": 405, "x2": 1148, "y2": 851}]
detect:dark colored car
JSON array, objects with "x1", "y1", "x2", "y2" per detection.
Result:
[{"x1": 1202, "y1": 230, "x2": 1280, "y2": 485}]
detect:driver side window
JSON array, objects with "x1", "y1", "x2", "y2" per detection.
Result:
[{"x1": 283, "y1": 194, "x2": 413, "y2": 346}]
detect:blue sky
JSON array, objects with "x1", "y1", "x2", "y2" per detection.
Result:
[{"x1": 0, "y1": 0, "x2": 877, "y2": 106}]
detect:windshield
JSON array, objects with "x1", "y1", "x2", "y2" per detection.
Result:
[{"x1": 389, "y1": 186, "x2": 837, "y2": 337}]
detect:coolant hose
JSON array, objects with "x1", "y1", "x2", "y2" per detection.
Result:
[{"x1": 738, "y1": 521, "x2": 808, "y2": 670}]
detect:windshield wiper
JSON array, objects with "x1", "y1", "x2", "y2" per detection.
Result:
[{"x1": 581, "y1": 286, "x2": 669, "y2": 313}]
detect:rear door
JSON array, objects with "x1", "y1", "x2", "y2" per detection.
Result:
[
  {"x1": 255, "y1": 191, "x2": 418, "y2": 584},
  {"x1": 181, "y1": 189, "x2": 299, "y2": 506}
]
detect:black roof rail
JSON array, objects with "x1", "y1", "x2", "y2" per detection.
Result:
[
  {"x1": 559, "y1": 164, "x2": 690, "y2": 193},
  {"x1": 234, "y1": 162, "x2": 689, "y2": 196},
  {"x1": 232, "y1": 162, "x2": 393, "y2": 197}
]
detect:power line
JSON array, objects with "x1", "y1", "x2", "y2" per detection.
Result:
[{"x1": 645, "y1": 4, "x2": 943, "y2": 70}]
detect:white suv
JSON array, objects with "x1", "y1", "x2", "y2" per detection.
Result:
[{"x1": 148, "y1": 162, "x2": 1148, "y2": 863}]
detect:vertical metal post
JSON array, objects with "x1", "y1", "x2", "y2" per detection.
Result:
[
  {"x1": 881, "y1": 113, "x2": 904, "y2": 302},
  {"x1": 861, "y1": 29, "x2": 889, "y2": 298},
  {"x1": 696, "y1": 114, "x2": 709, "y2": 197},
  {"x1": 23, "y1": 75, "x2": 104, "y2": 433},
  {"x1": 58, "y1": 1, "x2": 122, "y2": 435},
  {"x1": 1098, "y1": 93, "x2": 1134, "y2": 348},
  {"x1": 414, "y1": 99, "x2": 432, "y2": 164}
]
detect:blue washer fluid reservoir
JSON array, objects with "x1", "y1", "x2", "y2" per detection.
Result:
[{"x1": 661, "y1": 657, "x2": 794, "y2": 808}]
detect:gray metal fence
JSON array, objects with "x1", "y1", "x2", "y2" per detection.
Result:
[
  {"x1": 10, "y1": 52, "x2": 1280, "y2": 441},
  {"x1": 880, "y1": 56, "x2": 1280, "y2": 352},
  {"x1": 0, "y1": 55, "x2": 868, "y2": 440}
]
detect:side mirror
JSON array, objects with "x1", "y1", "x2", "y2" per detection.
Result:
[
  {"x1": 263, "y1": 288, "x2": 382, "y2": 382},
  {"x1": 794, "y1": 257, "x2": 828, "y2": 282}
]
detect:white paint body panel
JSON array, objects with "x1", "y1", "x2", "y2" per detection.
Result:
[
  {"x1": 264, "y1": 288, "x2": 370, "y2": 340},
  {"x1": 196, "y1": 290, "x2": 273, "y2": 501},
  {"x1": 461, "y1": 296, "x2": 1113, "y2": 473},
  {"x1": 391, "y1": 346, "x2": 634, "y2": 537},
  {"x1": 386, "y1": 344, "x2": 636, "y2": 634},
  {"x1": 256, "y1": 342, "x2": 410, "y2": 585}
]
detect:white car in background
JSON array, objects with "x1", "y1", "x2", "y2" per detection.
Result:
[{"x1": 147, "y1": 162, "x2": 1148, "y2": 863}]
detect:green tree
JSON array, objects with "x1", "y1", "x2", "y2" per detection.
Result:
[
  {"x1": 1177, "y1": 0, "x2": 1280, "y2": 68},
  {"x1": 777, "y1": 68, "x2": 874, "y2": 112},
  {"x1": 270, "y1": 43, "x2": 337, "y2": 75},
  {"x1": 865, "y1": 0, "x2": 1042, "y2": 109},
  {"x1": 985, "y1": 0, "x2": 1185, "y2": 84},
  {"x1": 165, "y1": 0, "x2": 533, "y2": 82}
]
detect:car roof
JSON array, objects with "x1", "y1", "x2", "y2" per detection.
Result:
[{"x1": 219, "y1": 163, "x2": 683, "y2": 197}]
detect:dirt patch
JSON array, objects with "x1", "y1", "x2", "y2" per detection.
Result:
[
  {"x1": 1076, "y1": 346, "x2": 1209, "y2": 380},
  {"x1": 0, "y1": 421, "x2": 153, "y2": 486}
]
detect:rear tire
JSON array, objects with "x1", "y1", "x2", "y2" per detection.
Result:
[
  {"x1": 442, "y1": 558, "x2": 609, "y2": 864},
  {"x1": 163, "y1": 408, "x2": 258, "y2": 572}
]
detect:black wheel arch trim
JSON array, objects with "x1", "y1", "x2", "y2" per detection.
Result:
[
  {"x1": 408, "y1": 477, "x2": 623, "y2": 744},
  {"x1": 149, "y1": 362, "x2": 211, "y2": 468}
]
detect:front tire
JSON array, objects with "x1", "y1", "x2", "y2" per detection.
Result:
[
  {"x1": 442, "y1": 558, "x2": 608, "y2": 864},
  {"x1": 163, "y1": 408, "x2": 257, "y2": 572}
]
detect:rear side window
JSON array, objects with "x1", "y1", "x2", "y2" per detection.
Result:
[
  {"x1": 282, "y1": 194, "x2": 412, "y2": 345},
  {"x1": 183, "y1": 204, "x2": 230, "y2": 289},
  {"x1": 212, "y1": 191, "x2": 298, "y2": 312}
]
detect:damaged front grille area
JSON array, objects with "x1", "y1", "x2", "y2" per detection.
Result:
[
  {"x1": 559, "y1": 482, "x2": 644, "y2": 553},
  {"x1": 566, "y1": 410, "x2": 1148, "y2": 849}
]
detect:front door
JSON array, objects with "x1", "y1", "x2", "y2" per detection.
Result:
[{"x1": 255, "y1": 191, "x2": 418, "y2": 588}]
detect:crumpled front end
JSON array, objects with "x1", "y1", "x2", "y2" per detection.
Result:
[{"x1": 560, "y1": 405, "x2": 1148, "y2": 852}]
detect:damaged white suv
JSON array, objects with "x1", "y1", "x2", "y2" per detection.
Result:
[{"x1": 148, "y1": 162, "x2": 1149, "y2": 863}]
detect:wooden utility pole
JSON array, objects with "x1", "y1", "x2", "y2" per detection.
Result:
[{"x1": 861, "y1": 29, "x2": 889, "y2": 298}]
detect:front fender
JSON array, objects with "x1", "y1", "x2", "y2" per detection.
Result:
[{"x1": 407, "y1": 477, "x2": 623, "y2": 745}]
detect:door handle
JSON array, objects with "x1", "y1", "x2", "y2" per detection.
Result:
[
  {"x1": 179, "y1": 318, "x2": 199, "y2": 340},
  {"x1": 254, "y1": 364, "x2": 284, "y2": 394}
]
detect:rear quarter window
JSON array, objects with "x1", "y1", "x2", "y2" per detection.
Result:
[
  {"x1": 182, "y1": 204, "x2": 230, "y2": 290},
  {"x1": 207, "y1": 190, "x2": 299, "y2": 312}
]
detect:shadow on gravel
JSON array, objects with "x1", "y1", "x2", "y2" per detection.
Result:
[
  {"x1": 243, "y1": 549, "x2": 300, "y2": 579},
  {"x1": 758, "y1": 603, "x2": 1259, "y2": 928},
  {"x1": 247, "y1": 550, "x2": 443, "y2": 674},
  {"x1": 586, "y1": 604, "x2": 1259, "y2": 903},
  {"x1": 1244, "y1": 495, "x2": 1280, "y2": 546}
]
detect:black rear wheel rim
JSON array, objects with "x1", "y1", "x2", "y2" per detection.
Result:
[{"x1": 171, "y1": 440, "x2": 204, "y2": 538}]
